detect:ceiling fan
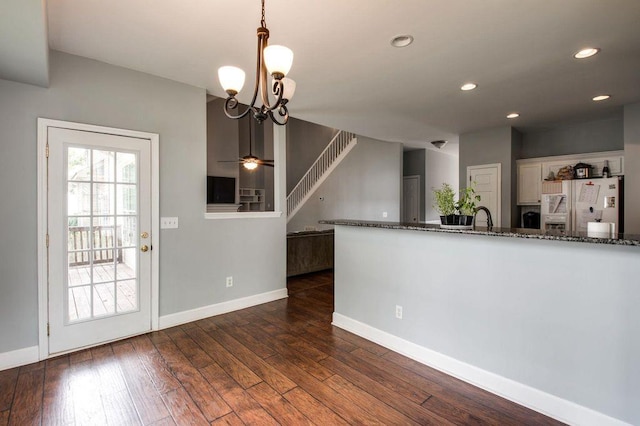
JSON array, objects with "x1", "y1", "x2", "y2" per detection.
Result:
[{"x1": 219, "y1": 119, "x2": 274, "y2": 170}]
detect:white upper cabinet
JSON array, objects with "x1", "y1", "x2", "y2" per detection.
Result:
[
  {"x1": 516, "y1": 150, "x2": 624, "y2": 206},
  {"x1": 517, "y1": 162, "x2": 542, "y2": 205}
]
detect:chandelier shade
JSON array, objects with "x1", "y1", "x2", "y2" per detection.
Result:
[
  {"x1": 217, "y1": 0, "x2": 294, "y2": 125},
  {"x1": 218, "y1": 66, "x2": 246, "y2": 95},
  {"x1": 263, "y1": 45, "x2": 294, "y2": 78}
]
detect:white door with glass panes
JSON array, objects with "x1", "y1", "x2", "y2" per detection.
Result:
[{"x1": 47, "y1": 127, "x2": 152, "y2": 354}]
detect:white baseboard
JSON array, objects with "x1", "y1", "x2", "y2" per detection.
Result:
[
  {"x1": 332, "y1": 313, "x2": 630, "y2": 426},
  {"x1": 159, "y1": 288, "x2": 288, "y2": 330},
  {"x1": 0, "y1": 346, "x2": 40, "y2": 371}
]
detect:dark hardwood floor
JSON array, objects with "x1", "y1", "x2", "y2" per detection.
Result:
[{"x1": 1, "y1": 271, "x2": 563, "y2": 425}]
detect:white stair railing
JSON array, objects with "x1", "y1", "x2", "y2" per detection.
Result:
[{"x1": 287, "y1": 131, "x2": 357, "y2": 220}]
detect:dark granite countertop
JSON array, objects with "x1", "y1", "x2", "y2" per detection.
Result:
[
  {"x1": 286, "y1": 229, "x2": 334, "y2": 237},
  {"x1": 320, "y1": 219, "x2": 640, "y2": 246}
]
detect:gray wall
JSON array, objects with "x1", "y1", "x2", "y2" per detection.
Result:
[
  {"x1": 624, "y1": 102, "x2": 640, "y2": 234},
  {"x1": 520, "y1": 114, "x2": 623, "y2": 159},
  {"x1": 459, "y1": 126, "x2": 515, "y2": 227},
  {"x1": 287, "y1": 137, "x2": 402, "y2": 232},
  {"x1": 334, "y1": 225, "x2": 640, "y2": 424},
  {"x1": 0, "y1": 51, "x2": 286, "y2": 354},
  {"x1": 286, "y1": 117, "x2": 338, "y2": 193},
  {"x1": 403, "y1": 149, "x2": 426, "y2": 221},
  {"x1": 425, "y1": 149, "x2": 459, "y2": 222}
]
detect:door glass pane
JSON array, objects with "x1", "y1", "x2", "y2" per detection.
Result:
[
  {"x1": 117, "y1": 248, "x2": 136, "y2": 280},
  {"x1": 68, "y1": 147, "x2": 90, "y2": 181},
  {"x1": 117, "y1": 216, "x2": 137, "y2": 247},
  {"x1": 93, "y1": 183, "x2": 114, "y2": 215},
  {"x1": 93, "y1": 150, "x2": 115, "y2": 182},
  {"x1": 66, "y1": 145, "x2": 140, "y2": 323},
  {"x1": 117, "y1": 280, "x2": 137, "y2": 313},
  {"x1": 69, "y1": 287, "x2": 92, "y2": 321},
  {"x1": 68, "y1": 183, "x2": 91, "y2": 215},
  {"x1": 117, "y1": 184, "x2": 137, "y2": 214},
  {"x1": 67, "y1": 253, "x2": 91, "y2": 286},
  {"x1": 93, "y1": 283, "x2": 115, "y2": 316},
  {"x1": 117, "y1": 152, "x2": 136, "y2": 183}
]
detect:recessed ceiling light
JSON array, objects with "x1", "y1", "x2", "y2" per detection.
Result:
[
  {"x1": 390, "y1": 35, "x2": 414, "y2": 48},
  {"x1": 574, "y1": 48, "x2": 600, "y2": 59},
  {"x1": 460, "y1": 83, "x2": 477, "y2": 91},
  {"x1": 506, "y1": 113, "x2": 520, "y2": 119},
  {"x1": 592, "y1": 94, "x2": 611, "y2": 101}
]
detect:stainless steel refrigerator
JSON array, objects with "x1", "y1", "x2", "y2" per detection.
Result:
[
  {"x1": 540, "y1": 176, "x2": 623, "y2": 234},
  {"x1": 572, "y1": 176, "x2": 623, "y2": 234}
]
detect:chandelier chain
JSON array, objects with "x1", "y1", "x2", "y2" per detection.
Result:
[{"x1": 261, "y1": 0, "x2": 266, "y2": 28}]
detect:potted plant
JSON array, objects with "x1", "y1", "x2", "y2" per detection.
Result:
[
  {"x1": 433, "y1": 183, "x2": 456, "y2": 225},
  {"x1": 455, "y1": 183, "x2": 481, "y2": 226},
  {"x1": 433, "y1": 182, "x2": 481, "y2": 228}
]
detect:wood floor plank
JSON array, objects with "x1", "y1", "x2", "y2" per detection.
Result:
[
  {"x1": 68, "y1": 360, "x2": 108, "y2": 425},
  {"x1": 381, "y1": 350, "x2": 562, "y2": 425},
  {"x1": 152, "y1": 338, "x2": 232, "y2": 421},
  {"x1": 299, "y1": 322, "x2": 358, "y2": 354},
  {"x1": 177, "y1": 326, "x2": 262, "y2": 390},
  {"x1": 147, "y1": 416, "x2": 176, "y2": 426},
  {"x1": 69, "y1": 348, "x2": 92, "y2": 364},
  {"x1": 101, "y1": 389, "x2": 142, "y2": 425},
  {"x1": 0, "y1": 410, "x2": 8, "y2": 426},
  {"x1": 324, "y1": 374, "x2": 422, "y2": 426},
  {"x1": 42, "y1": 361, "x2": 74, "y2": 426},
  {"x1": 282, "y1": 386, "x2": 350, "y2": 426},
  {"x1": 0, "y1": 368, "x2": 19, "y2": 411},
  {"x1": 161, "y1": 386, "x2": 209, "y2": 426},
  {"x1": 246, "y1": 381, "x2": 314, "y2": 425},
  {"x1": 195, "y1": 326, "x2": 297, "y2": 394},
  {"x1": 128, "y1": 335, "x2": 181, "y2": 394},
  {"x1": 8, "y1": 369, "x2": 44, "y2": 426},
  {"x1": 263, "y1": 353, "x2": 387, "y2": 425},
  {"x1": 351, "y1": 347, "x2": 512, "y2": 425},
  {"x1": 210, "y1": 412, "x2": 245, "y2": 426},
  {"x1": 112, "y1": 342, "x2": 171, "y2": 424},
  {"x1": 164, "y1": 327, "x2": 215, "y2": 369},
  {"x1": 199, "y1": 362, "x2": 278, "y2": 426},
  {"x1": 215, "y1": 322, "x2": 276, "y2": 359},
  {"x1": 319, "y1": 355, "x2": 454, "y2": 425}
]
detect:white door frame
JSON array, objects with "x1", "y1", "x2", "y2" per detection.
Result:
[
  {"x1": 37, "y1": 118, "x2": 160, "y2": 360},
  {"x1": 467, "y1": 163, "x2": 502, "y2": 227}
]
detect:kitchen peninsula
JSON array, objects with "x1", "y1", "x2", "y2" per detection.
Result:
[{"x1": 322, "y1": 219, "x2": 640, "y2": 426}]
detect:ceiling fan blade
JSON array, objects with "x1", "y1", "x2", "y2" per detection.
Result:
[{"x1": 260, "y1": 163, "x2": 275, "y2": 167}]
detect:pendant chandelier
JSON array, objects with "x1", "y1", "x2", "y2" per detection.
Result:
[{"x1": 218, "y1": 0, "x2": 295, "y2": 126}]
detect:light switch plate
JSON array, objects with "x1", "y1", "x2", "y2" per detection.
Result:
[{"x1": 161, "y1": 217, "x2": 179, "y2": 229}]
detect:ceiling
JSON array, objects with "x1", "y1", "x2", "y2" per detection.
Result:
[{"x1": 17, "y1": 1, "x2": 640, "y2": 152}]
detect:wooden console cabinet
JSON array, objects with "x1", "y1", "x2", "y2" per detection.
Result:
[{"x1": 286, "y1": 229, "x2": 334, "y2": 277}]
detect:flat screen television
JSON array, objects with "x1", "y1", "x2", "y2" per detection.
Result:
[{"x1": 207, "y1": 176, "x2": 236, "y2": 204}]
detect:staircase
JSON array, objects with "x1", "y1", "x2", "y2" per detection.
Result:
[{"x1": 287, "y1": 131, "x2": 357, "y2": 221}]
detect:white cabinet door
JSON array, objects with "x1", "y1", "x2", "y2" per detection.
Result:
[{"x1": 517, "y1": 163, "x2": 542, "y2": 205}]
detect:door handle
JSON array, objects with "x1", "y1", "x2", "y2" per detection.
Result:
[{"x1": 140, "y1": 245, "x2": 149, "y2": 252}]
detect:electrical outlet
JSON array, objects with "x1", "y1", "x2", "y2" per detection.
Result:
[
  {"x1": 226, "y1": 276, "x2": 233, "y2": 287},
  {"x1": 161, "y1": 217, "x2": 179, "y2": 229},
  {"x1": 382, "y1": 211, "x2": 388, "y2": 218},
  {"x1": 395, "y1": 305, "x2": 403, "y2": 319}
]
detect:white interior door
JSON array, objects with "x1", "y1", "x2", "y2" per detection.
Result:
[
  {"x1": 403, "y1": 176, "x2": 420, "y2": 223},
  {"x1": 467, "y1": 164, "x2": 501, "y2": 227},
  {"x1": 47, "y1": 127, "x2": 152, "y2": 354}
]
